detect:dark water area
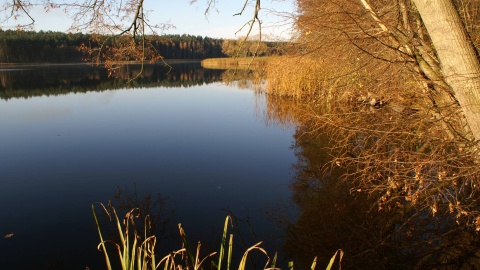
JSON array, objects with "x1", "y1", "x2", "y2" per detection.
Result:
[{"x1": 0, "y1": 63, "x2": 297, "y2": 269}]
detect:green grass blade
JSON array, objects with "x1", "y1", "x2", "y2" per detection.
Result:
[
  {"x1": 310, "y1": 256, "x2": 317, "y2": 270},
  {"x1": 217, "y1": 216, "x2": 232, "y2": 270},
  {"x1": 178, "y1": 223, "x2": 196, "y2": 267},
  {"x1": 271, "y1": 252, "x2": 278, "y2": 269},
  {"x1": 110, "y1": 205, "x2": 128, "y2": 269},
  {"x1": 227, "y1": 234, "x2": 233, "y2": 270},
  {"x1": 136, "y1": 246, "x2": 141, "y2": 270},
  {"x1": 92, "y1": 204, "x2": 112, "y2": 270},
  {"x1": 150, "y1": 237, "x2": 157, "y2": 270},
  {"x1": 130, "y1": 231, "x2": 137, "y2": 270},
  {"x1": 326, "y1": 250, "x2": 343, "y2": 270}
]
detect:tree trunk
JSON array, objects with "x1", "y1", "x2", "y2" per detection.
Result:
[{"x1": 413, "y1": 0, "x2": 480, "y2": 142}]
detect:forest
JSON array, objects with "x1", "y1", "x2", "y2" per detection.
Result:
[{"x1": 0, "y1": 30, "x2": 282, "y2": 63}]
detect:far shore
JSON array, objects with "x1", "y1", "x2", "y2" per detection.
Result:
[{"x1": 0, "y1": 59, "x2": 202, "y2": 67}]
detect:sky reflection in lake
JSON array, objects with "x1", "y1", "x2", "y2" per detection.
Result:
[{"x1": 0, "y1": 72, "x2": 296, "y2": 269}]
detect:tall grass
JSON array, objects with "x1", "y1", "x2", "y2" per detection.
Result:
[
  {"x1": 263, "y1": 56, "x2": 373, "y2": 114},
  {"x1": 92, "y1": 202, "x2": 343, "y2": 269},
  {"x1": 264, "y1": 57, "x2": 327, "y2": 99}
]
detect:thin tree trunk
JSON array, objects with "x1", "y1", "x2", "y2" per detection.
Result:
[{"x1": 413, "y1": 0, "x2": 480, "y2": 142}]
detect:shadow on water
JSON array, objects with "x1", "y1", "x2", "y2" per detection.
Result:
[
  {"x1": 264, "y1": 94, "x2": 480, "y2": 269},
  {"x1": 110, "y1": 185, "x2": 176, "y2": 243},
  {"x1": 0, "y1": 62, "x2": 225, "y2": 100}
]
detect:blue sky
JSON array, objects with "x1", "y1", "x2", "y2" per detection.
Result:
[{"x1": 10, "y1": 0, "x2": 295, "y2": 40}]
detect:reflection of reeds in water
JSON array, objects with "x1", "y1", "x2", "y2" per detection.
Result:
[
  {"x1": 201, "y1": 57, "x2": 272, "y2": 70},
  {"x1": 92, "y1": 202, "x2": 342, "y2": 270},
  {"x1": 256, "y1": 94, "x2": 305, "y2": 128},
  {"x1": 220, "y1": 69, "x2": 266, "y2": 91}
]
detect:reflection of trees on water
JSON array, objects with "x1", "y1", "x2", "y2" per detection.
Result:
[
  {"x1": 220, "y1": 69, "x2": 266, "y2": 91},
  {"x1": 264, "y1": 95, "x2": 480, "y2": 269},
  {"x1": 0, "y1": 62, "x2": 225, "y2": 100},
  {"x1": 111, "y1": 186, "x2": 176, "y2": 246}
]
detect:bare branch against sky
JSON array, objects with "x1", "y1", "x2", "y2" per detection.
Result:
[{"x1": 0, "y1": 0, "x2": 295, "y2": 39}]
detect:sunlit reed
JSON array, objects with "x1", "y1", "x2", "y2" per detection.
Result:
[{"x1": 92, "y1": 202, "x2": 343, "y2": 269}]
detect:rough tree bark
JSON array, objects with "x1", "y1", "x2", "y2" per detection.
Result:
[{"x1": 413, "y1": 0, "x2": 480, "y2": 143}]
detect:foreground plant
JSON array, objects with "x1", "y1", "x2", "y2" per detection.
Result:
[
  {"x1": 92, "y1": 202, "x2": 158, "y2": 270},
  {"x1": 92, "y1": 202, "x2": 342, "y2": 269}
]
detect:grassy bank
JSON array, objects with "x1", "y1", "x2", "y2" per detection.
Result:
[{"x1": 201, "y1": 57, "x2": 275, "y2": 70}]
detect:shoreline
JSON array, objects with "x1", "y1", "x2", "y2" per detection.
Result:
[{"x1": 0, "y1": 59, "x2": 202, "y2": 68}]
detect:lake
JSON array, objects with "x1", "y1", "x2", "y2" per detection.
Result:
[{"x1": 0, "y1": 63, "x2": 297, "y2": 269}]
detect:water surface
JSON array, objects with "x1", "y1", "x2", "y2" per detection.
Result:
[{"x1": 0, "y1": 63, "x2": 296, "y2": 269}]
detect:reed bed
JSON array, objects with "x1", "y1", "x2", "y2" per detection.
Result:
[
  {"x1": 262, "y1": 55, "x2": 386, "y2": 119},
  {"x1": 92, "y1": 202, "x2": 343, "y2": 270},
  {"x1": 264, "y1": 56, "x2": 335, "y2": 99}
]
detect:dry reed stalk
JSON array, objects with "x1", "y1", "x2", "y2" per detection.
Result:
[{"x1": 265, "y1": 56, "x2": 334, "y2": 99}]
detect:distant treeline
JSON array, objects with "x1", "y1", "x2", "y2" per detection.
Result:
[
  {"x1": 0, "y1": 30, "x2": 284, "y2": 63},
  {"x1": 0, "y1": 30, "x2": 90, "y2": 62}
]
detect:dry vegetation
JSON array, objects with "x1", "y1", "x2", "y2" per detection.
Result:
[
  {"x1": 262, "y1": 54, "x2": 480, "y2": 267},
  {"x1": 263, "y1": 0, "x2": 480, "y2": 232}
]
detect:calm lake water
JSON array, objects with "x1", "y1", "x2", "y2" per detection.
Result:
[{"x1": 0, "y1": 63, "x2": 297, "y2": 269}]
